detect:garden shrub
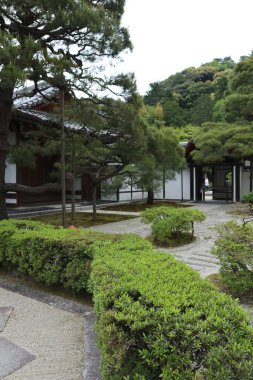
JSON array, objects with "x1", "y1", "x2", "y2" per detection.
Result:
[
  {"x1": 212, "y1": 220, "x2": 253, "y2": 293},
  {"x1": 1, "y1": 219, "x2": 253, "y2": 379},
  {"x1": 241, "y1": 191, "x2": 253, "y2": 204},
  {"x1": 0, "y1": 219, "x2": 54, "y2": 263},
  {"x1": 141, "y1": 207, "x2": 205, "y2": 243},
  {"x1": 0, "y1": 219, "x2": 124, "y2": 291},
  {"x1": 89, "y1": 242, "x2": 253, "y2": 379}
]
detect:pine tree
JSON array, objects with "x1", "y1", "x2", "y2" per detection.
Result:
[{"x1": 0, "y1": 0, "x2": 132, "y2": 219}]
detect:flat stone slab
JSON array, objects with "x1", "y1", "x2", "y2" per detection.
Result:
[
  {"x1": 0, "y1": 306, "x2": 13, "y2": 332},
  {"x1": 0, "y1": 337, "x2": 35, "y2": 378}
]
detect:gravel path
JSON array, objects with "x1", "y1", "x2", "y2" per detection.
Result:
[
  {"x1": 0, "y1": 287, "x2": 84, "y2": 380},
  {"x1": 92, "y1": 202, "x2": 235, "y2": 278}
]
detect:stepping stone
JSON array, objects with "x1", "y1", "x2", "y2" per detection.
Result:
[
  {"x1": 0, "y1": 337, "x2": 35, "y2": 378},
  {"x1": 0, "y1": 306, "x2": 13, "y2": 332}
]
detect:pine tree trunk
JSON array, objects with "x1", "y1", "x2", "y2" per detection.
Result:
[
  {"x1": 92, "y1": 185, "x2": 97, "y2": 221},
  {"x1": 147, "y1": 190, "x2": 154, "y2": 205},
  {"x1": 0, "y1": 87, "x2": 14, "y2": 220}
]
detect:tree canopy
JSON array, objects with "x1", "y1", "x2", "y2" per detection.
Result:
[
  {"x1": 0, "y1": 0, "x2": 133, "y2": 219},
  {"x1": 192, "y1": 122, "x2": 253, "y2": 164},
  {"x1": 225, "y1": 56, "x2": 253, "y2": 122},
  {"x1": 143, "y1": 57, "x2": 236, "y2": 127}
]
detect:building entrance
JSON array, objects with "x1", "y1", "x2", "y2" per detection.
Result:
[{"x1": 194, "y1": 165, "x2": 233, "y2": 202}]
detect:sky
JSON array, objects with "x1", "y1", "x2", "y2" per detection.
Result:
[{"x1": 115, "y1": 0, "x2": 253, "y2": 95}]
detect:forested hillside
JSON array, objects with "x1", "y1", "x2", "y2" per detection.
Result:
[{"x1": 143, "y1": 54, "x2": 252, "y2": 129}]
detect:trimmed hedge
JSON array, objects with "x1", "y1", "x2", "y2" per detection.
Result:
[
  {"x1": 0, "y1": 219, "x2": 253, "y2": 379},
  {"x1": 89, "y1": 241, "x2": 253, "y2": 380},
  {"x1": 0, "y1": 219, "x2": 123, "y2": 291}
]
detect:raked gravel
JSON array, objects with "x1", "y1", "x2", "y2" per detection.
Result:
[{"x1": 0, "y1": 287, "x2": 84, "y2": 380}]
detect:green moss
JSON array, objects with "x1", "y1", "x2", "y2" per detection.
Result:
[{"x1": 28, "y1": 212, "x2": 136, "y2": 227}]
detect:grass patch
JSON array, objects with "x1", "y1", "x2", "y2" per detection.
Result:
[
  {"x1": 147, "y1": 232, "x2": 196, "y2": 248},
  {"x1": 103, "y1": 200, "x2": 190, "y2": 212},
  {"x1": 28, "y1": 212, "x2": 136, "y2": 228}
]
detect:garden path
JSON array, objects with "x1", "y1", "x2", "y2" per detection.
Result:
[{"x1": 92, "y1": 202, "x2": 234, "y2": 278}]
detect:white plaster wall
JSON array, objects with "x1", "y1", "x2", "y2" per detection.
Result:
[
  {"x1": 101, "y1": 193, "x2": 118, "y2": 201},
  {"x1": 241, "y1": 169, "x2": 251, "y2": 197},
  {"x1": 5, "y1": 132, "x2": 17, "y2": 184},
  {"x1": 154, "y1": 169, "x2": 191, "y2": 200},
  {"x1": 132, "y1": 191, "x2": 146, "y2": 201},
  {"x1": 5, "y1": 162, "x2": 16, "y2": 183},
  {"x1": 118, "y1": 192, "x2": 132, "y2": 201}
]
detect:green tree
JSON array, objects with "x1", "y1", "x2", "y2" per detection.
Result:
[
  {"x1": 163, "y1": 97, "x2": 189, "y2": 127},
  {"x1": 144, "y1": 57, "x2": 236, "y2": 128},
  {"x1": 225, "y1": 56, "x2": 253, "y2": 122},
  {"x1": 66, "y1": 97, "x2": 146, "y2": 220},
  {"x1": 0, "y1": 0, "x2": 132, "y2": 219},
  {"x1": 190, "y1": 94, "x2": 214, "y2": 126},
  {"x1": 192, "y1": 122, "x2": 253, "y2": 164},
  {"x1": 129, "y1": 127, "x2": 185, "y2": 204}
]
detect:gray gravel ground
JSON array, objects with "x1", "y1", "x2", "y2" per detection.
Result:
[{"x1": 0, "y1": 287, "x2": 84, "y2": 380}]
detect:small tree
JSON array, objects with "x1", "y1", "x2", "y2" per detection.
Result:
[
  {"x1": 141, "y1": 206, "x2": 206, "y2": 244},
  {"x1": 65, "y1": 97, "x2": 147, "y2": 220},
  {"x1": 130, "y1": 127, "x2": 185, "y2": 204}
]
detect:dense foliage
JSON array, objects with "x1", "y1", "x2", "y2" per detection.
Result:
[
  {"x1": 141, "y1": 206, "x2": 206, "y2": 243},
  {"x1": 213, "y1": 220, "x2": 253, "y2": 293},
  {"x1": 143, "y1": 54, "x2": 253, "y2": 136},
  {"x1": 1, "y1": 219, "x2": 253, "y2": 379},
  {"x1": 192, "y1": 122, "x2": 253, "y2": 164},
  {"x1": 0, "y1": 0, "x2": 133, "y2": 219},
  {"x1": 0, "y1": 219, "x2": 122, "y2": 290},
  {"x1": 144, "y1": 57, "x2": 236, "y2": 127},
  {"x1": 90, "y1": 238, "x2": 253, "y2": 379}
]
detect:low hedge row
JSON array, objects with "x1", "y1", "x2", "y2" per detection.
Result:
[
  {"x1": 89, "y1": 240, "x2": 253, "y2": 379},
  {"x1": 0, "y1": 219, "x2": 124, "y2": 291},
  {"x1": 0, "y1": 219, "x2": 253, "y2": 379}
]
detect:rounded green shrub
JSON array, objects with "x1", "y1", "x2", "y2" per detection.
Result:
[{"x1": 141, "y1": 207, "x2": 205, "y2": 243}]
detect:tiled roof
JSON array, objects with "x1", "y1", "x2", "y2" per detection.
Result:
[
  {"x1": 13, "y1": 83, "x2": 58, "y2": 109},
  {"x1": 13, "y1": 83, "x2": 83, "y2": 131}
]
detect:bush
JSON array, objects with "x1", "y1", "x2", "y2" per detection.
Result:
[
  {"x1": 212, "y1": 221, "x2": 253, "y2": 293},
  {"x1": 0, "y1": 219, "x2": 54, "y2": 263},
  {"x1": 89, "y1": 242, "x2": 253, "y2": 379},
  {"x1": 1, "y1": 219, "x2": 253, "y2": 379},
  {"x1": 141, "y1": 207, "x2": 205, "y2": 243},
  {"x1": 241, "y1": 192, "x2": 253, "y2": 204},
  {"x1": 0, "y1": 219, "x2": 122, "y2": 291}
]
